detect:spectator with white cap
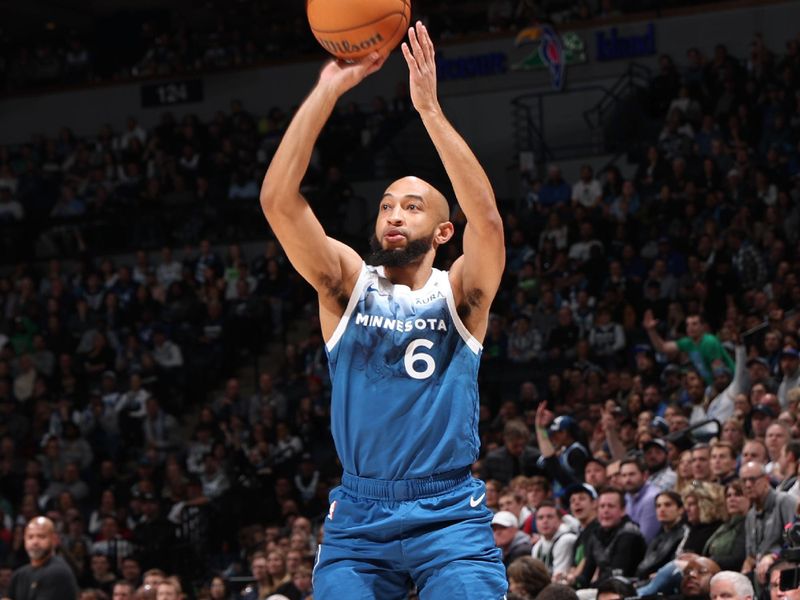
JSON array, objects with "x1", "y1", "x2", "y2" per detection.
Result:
[{"x1": 492, "y1": 510, "x2": 532, "y2": 568}]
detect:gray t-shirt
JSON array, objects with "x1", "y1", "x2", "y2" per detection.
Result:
[{"x1": 7, "y1": 555, "x2": 78, "y2": 600}]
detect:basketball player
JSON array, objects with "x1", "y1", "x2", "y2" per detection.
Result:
[{"x1": 260, "y1": 22, "x2": 507, "y2": 599}]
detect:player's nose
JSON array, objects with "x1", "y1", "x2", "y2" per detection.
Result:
[{"x1": 386, "y1": 206, "x2": 404, "y2": 224}]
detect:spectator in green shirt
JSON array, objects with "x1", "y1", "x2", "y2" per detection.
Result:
[{"x1": 643, "y1": 311, "x2": 734, "y2": 384}]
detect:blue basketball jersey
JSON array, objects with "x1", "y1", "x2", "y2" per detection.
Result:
[{"x1": 326, "y1": 263, "x2": 482, "y2": 481}]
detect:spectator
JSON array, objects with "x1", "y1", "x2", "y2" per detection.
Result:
[
  {"x1": 636, "y1": 490, "x2": 688, "y2": 580},
  {"x1": 681, "y1": 481, "x2": 725, "y2": 555},
  {"x1": 563, "y1": 483, "x2": 598, "y2": 585},
  {"x1": 710, "y1": 442, "x2": 738, "y2": 486},
  {"x1": 595, "y1": 577, "x2": 637, "y2": 600},
  {"x1": 681, "y1": 556, "x2": 721, "y2": 600},
  {"x1": 644, "y1": 311, "x2": 734, "y2": 385},
  {"x1": 538, "y1": 165, "x2": 571, "y2": 210},
  {"x1": 534, "y1": 405, "x2": 588, "y2": 494},
  {"x1": 778, "y1": 347, "x2": 800, "y2": 409},
  {"x1": 499, "y1": 489, "x2": 532, "y2": 530},
  {"x1": 492, "y1": 511, "x2": 532, "y2": 568},
  {"x1": 571, "y1": 165, "x2": 602, "y2": 211},
  {"x1": 507, "y1": 557, "x2": 550, "y2": 599},
  {"x1": 703, "y1": 480, "x2": 749, "y2": 571},
  {"x1": 482, "y1": 420, "x2": 541, "y2": 486},
  {"x1": 577, "y1": 488, "x2": 646, "y2": 586},
  {"x1": 644, "y1": 439, "x2": 678, "y2": 490},
  {"x1": 708, "y1": 571, "x2": 754, "y2": 600},
  {"x1": 741, "y1": 461, "x2": 798, "y2": 585},
  {"x1": 620, "y1": 457, "x2": 661, "y2": 543},
  {"x1": 531, "y1": 501, "x2": 576, "y2": 580}
]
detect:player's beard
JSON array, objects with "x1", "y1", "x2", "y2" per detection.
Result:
[{"x1": 365, "y1": 232, "x2": 435, "y2": 267}]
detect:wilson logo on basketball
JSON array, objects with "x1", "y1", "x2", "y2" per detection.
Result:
[{"x1": 318, "y1": 33, "x2": 385, "y2": 55}]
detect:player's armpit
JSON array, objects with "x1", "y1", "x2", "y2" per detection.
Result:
[{"x1": 449, "y1": 219, "x2": 504, "y2": 341}]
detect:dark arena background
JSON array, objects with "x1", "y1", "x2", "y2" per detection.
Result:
[{"x1": 1, "y1": 0, "x2": 800, "y2": 599}]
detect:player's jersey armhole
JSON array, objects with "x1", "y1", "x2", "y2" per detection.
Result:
[
  {"x1": 443, "y1": 273, "x2": 482, "y2": 355},
  {"x1": 325, "y1": 262, "x2": 368, "y2": 353}
]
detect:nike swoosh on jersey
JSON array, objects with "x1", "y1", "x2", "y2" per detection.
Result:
[{"x1": 469, "y1": 493, "x2": 485, "y2": 507}]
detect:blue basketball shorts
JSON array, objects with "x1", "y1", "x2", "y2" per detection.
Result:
[{"x1": 312, "y1": 469, "x2": 508, "y2": 600}]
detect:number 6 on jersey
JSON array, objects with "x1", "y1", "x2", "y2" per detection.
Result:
[{"x1": 404, "y1": 339, "x2": 436, "y2": 379}]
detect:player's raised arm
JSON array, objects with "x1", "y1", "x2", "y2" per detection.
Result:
[
  {"x1": 400, "y1": 23, "x2": 505, "y2": 338},
  {"x1": 260, "y1": 54, "x2": 385, "y2": 312}
]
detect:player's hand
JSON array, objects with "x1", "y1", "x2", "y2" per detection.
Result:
[
  {"x1": 318, "y1": 52, "x2": 386, "y2": 96},
  {"x1": 401, "y1": 22, "x2": 440, "y2": 115},
  {"x1": 642, "y1": 309, "x2": 658, "y2": 331}
]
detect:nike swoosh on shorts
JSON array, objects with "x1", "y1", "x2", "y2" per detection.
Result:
[{"x1": 469, "y1": 493, "x2": 485, "y2": 507}]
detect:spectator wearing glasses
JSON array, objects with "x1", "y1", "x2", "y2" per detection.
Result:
[
  {"x1": 740, "y1": 461, "x2": 798, "y2": 587},
  {"x1": 680, "y1": 555, "x2": 721, "y2": 600}
]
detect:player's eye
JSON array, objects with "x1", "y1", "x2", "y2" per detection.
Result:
[{"x1": 407, "y1": 204, "x2": 418, "y2": 210}]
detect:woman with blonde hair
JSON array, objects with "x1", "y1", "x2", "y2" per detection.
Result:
[
  {"x1": 677, "y1": 481, "x2": 726, "y2": 555},
  {"x1": 265, "y1": 550, "x2": 292, "y2": 596}
]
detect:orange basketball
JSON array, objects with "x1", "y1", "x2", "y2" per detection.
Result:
[{"x1": 307, "y1": 0, "x2": 411, "y2": 60}]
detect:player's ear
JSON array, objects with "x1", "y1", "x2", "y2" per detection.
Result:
[{"x1": 434, "y1": 221, "x2": 454, "y2": 245}]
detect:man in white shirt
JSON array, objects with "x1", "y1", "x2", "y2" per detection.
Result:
[
  {"x1": 156, "y1": 247, "x2": 183, "y2": 287},
  {"x1": 531, "y1": 500, "x2": 577, "y2": 580},
  {"x1": 571, "y1": 165, "x2": 603, "y2": 210}
]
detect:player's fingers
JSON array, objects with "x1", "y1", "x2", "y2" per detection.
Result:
[
  {"x1": 419, "y1": 23, "x2": 435, "y2": 64},
  {"x1": 365, "y1": 54, "x2": 387, "y2": 76},
  {"x1": 408, "y1": 25, "x2": 424, "y2": 61},
  {"x1": 401, "y1": 43, "x2": 420, "y2": 74}
]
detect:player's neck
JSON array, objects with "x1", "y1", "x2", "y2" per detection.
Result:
[{"x1": 383, "y1": 261, "x2": 434, "y2": 291}]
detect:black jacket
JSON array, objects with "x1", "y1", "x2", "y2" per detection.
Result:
[
  {"x1": 636, "y1": 521, "x2": 689, "y2": 579},
  {"x1": 482, "y1": 446, "x2": 542, "y2": 486},
  {"x1": 579, "y1": 516, "x2": 646, "y2": 586}
]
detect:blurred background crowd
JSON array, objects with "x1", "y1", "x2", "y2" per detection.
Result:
[
  {"x1": 0, "y1": 0, "x2": 800, "y2": 599},
  {"x1": 0, "y1": 0, "x2": 734, "y2": 93}
]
